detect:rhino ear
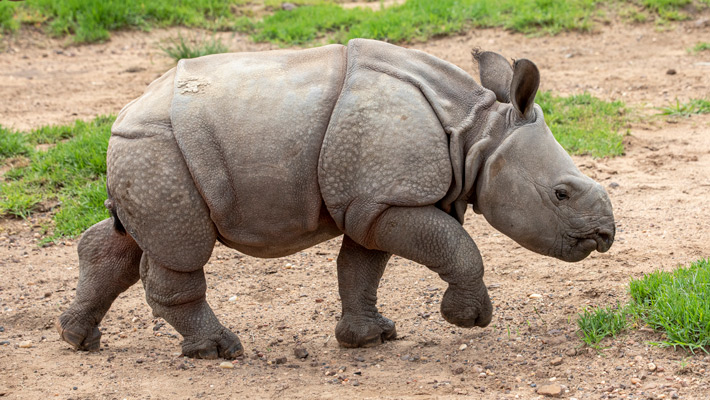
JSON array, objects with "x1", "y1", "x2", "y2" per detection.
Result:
[
  {"x1": 473, "y1": 50, "x2": 513, "y2": 103},
  {"x1": 510, "y1": 59, "x2": 540, "y2": 119}
]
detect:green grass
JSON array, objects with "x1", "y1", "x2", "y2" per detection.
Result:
[
  {"x1": 0, "y1": 127, "x2": 32, "y2": 160},
  {"x1": 253, "y1": 0, "x2": 601, "y2": 45},
  {"x1": 161, "y1": 34, "x2": 229, "y2": 62},
  {"x1": 538, "y1": 92, "x2": 627, "y2": 157},
  {"x1": 629, "y1": 259, "x2": 710, "y2": 353},
  {"x1": 658, "y1": 98, "x2": 710, "y2": 117},
  {"x1": 0, "y1": 116, "x2": 113, "y2": 237},
  {"x1": 3, "y1": 1, "x2": 710, "y2": 44},
  {"x1": 691, "y1": 42, "x2": 710, "y2": 53},
  {"x1": 577, "y1": 259, "x2": 710, "y2": 353},
  {"x1": 577, "y1": 303, "x2": 629, "y2": 347}
]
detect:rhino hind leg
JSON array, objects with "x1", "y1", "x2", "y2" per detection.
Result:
[
  {"x1": 57, "y1": 218, "x2": 143, "y2": 351},
  {"x1": 140, "y1": 255, "x2": 243, "y2": 359},
  {"x1": 335, "y1": 236, "x2": 396, "y2": 348}
]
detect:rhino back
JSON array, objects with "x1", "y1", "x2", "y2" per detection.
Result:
[{"x1": 171, "y1": 45, "x2": 346, "y2": 252}]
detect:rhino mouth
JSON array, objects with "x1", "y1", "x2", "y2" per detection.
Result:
[{"x1": 565, "y1": 227, "x2": 614, "y2": 261}]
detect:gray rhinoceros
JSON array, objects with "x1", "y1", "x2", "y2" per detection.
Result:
[{"x1": 57, "y1": 39, "x2": 614, "y2": 359}]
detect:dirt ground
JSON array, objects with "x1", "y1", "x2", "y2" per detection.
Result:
[{"x1": 1, "y1": 11, "x2": 710, "y2": 400}]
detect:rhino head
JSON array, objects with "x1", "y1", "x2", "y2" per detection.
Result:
[{"x1": 471, "y1": 51, "x2": 615, "y2": 262}]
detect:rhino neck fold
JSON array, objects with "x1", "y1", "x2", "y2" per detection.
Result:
[{"x1": 439, "y1": 102, "x2": 508, "y2": 222}]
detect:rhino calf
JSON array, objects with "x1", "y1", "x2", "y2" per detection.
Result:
[{"x1": 57, "y1": 39, "x2": 614, "y2": 359}]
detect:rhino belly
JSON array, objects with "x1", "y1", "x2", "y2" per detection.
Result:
[{"x1": 170, "y1": 45, "x2": 347, "y2": 255}]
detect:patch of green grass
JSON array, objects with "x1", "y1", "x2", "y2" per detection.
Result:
[
  {"x1": 658, "y1": 98, "x2": 710, "y2": 117},
  {"x1": 0, "y1": 126, "x2": 32, "y2": 160},
  {"x1": 5, "y1": 1, "x2": 710, "y2": 45},
  {"x1": 690, "y1": 42, "x2": 710, "y2": 53},
  {"x1": 1, "y1": 116, "x2": 113, "y2": 238},
  {"x1": 0, "y1": 1, "x2": 19, "y2": 33},
  {"x1": 161, "y1": 34, "x2": 230, "y2": 62},
  {"x1": 577, "y1": 303, "x2": 630, "y2": 346},
  {"x1": 577, "y1": 259, "x2": 710, "y2": 353},
  {"x1": 629, "y1": 259, "x2": 710, "y2": 353},
  {"x1": 253, "y1": 0, "x2": 601, "y2": 45},
  {"x1": 538, "y1": 92, "x2": 627, "y2": 157}
]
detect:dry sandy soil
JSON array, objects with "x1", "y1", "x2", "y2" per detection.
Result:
[{"x1": 1, "y1": 10, "x2": 710, "y2": 400}]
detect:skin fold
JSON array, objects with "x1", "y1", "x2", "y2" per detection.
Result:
[{"x1": 57, "y1": 39, "x2": 614, "y2": 359}]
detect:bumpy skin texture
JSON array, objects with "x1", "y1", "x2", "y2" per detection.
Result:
[{"x1": 58, "y1": 39, "x2": 615, "y2": 359}]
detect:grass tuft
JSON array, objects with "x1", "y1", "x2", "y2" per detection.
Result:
[
  {"x1": 537, "y1": 92, "x2": 627, "y2": 157},
  {"x1": 577, "y1": 303, "x2": 629, "y2": 347},
  {"x1": 690, "y1": 42, "x2": 710, "y2": 53},
  {"x1": 629, "y1": 259, "x2": 710, "y2": 353},
  {"x1": 0, "y1": 116, "x2": 113, "y2": 238},
  {"x1": 658, "y1": 98, "x2": 710, "y2": 117},
  {"x1": 0, "y1": 126, "x2": 32, "y2": 160},
  {"x1": 161, "y1": 34, "x2": 230, "y2": 62},
  {"x1": 577, "y1": 259, "x2": 710, "y2": 353}
]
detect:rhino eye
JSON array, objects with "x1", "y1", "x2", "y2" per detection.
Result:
[{"x1": 555, "y1": 189, "x2": 569, "y2": 201}]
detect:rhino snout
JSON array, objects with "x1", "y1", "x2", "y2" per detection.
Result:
[{"x1": 594, "y1": 225, "x2": 615, "y2": 253}]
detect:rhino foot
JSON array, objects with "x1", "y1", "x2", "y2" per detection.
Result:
[
  {"x1": 181, "y1": 328, "x2": 244, "y2": 360},
  {"x1": 440, "y1": 283, "x2": 493, "y2": 328},
  {"x1": 56, "y1": 312, "x2": 102, "y2": 352},
  {"x1": 335, "y1": 313, "x2": 397, "y2": 348}
]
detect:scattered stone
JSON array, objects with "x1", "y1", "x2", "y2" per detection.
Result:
[
  {"x1": 351, "y1": 380, "x2": 360, "y2": 386},
  {"x1": 18, "y1": 341, "x2": 32, "y2": 348},
  {"x1": 315, "y1": 298, "x2": 324, "y2": 303},
  {"x1": 634, "y1": 355, "x2": 644, "y2": 364},
  {"x1": 294, "y1": 347, "x2": 309, "y2": 359},
  {"x1": 219, "y1": 361, "x2": 234, "y2": 369},
  {"x1": 666, "y1": 69, "x2": 677, "y2": 75},
  {"x1": 631, "y1": 377, "x2": 641, "y2": 385},
  {"x1": 608, "y1": 182, "x2": 620, "y2": 189},
  {"x1": 325, "y1": 370, "x2": 336, "y2": 376},
  {"x1": 565, "y1": 348, "x2": 577, "y2": 357},
  {"x1": 537, "y1": 384, "x2": 562, "y2": 397},
  {"x1": 354, "y1": 355, "x2": 365, "y2": 362},
  {"x1": 281, "y1": 2, "x2": 296, "y2": 11},
  {"x1": 694, "y1": 17, "x2": 710, "y2": 28},
  {"x1": 0, "y1": 326, "x2": 4, "y2": 332},
  {"x1": 648, "y1": 362, "x2": 657, "y2": 372},
  {"x1": 228, "y1": 296, "x2": 238, "y2": 302},
  {"x1": 452, "y1": 365, "x2": 465, "y2": 375},
  {"x1": 400, "y1": 354, "x2": 411, "y2": 361},
  {"x1": 550, "y1": 357, "x2": 564, "y2": 366},
  {"x1": 657, "y1": 365, "x2": 665, "y2": 373},
  {"x1": 529, "y1": 293, "x2": 543, "y2": 299},
  {"x1": 0, "y1": 341, "x2": 9, "y2": 346},
  {"x1": 123, "y1": 66, "x2": 146, "y2": 73},
  {"x1": 458, "y1": 344, "x2": 467, "y2": 351},
  {"x1": 671, "y1": 391, "x2": 679, "y2": 399},
  {"x1": 275, "y1": 357, "x2": 287, "y2": 365}
]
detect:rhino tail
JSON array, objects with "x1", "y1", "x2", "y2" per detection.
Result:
[{"x1": 104, "y1": 188, "x2": 126, "y2": 236}]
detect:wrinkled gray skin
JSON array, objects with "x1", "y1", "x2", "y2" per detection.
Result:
[{"x1": 57, "y1": 39, "x2": 614, "y2": 360}]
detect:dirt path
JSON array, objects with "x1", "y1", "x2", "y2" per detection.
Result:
[{"x1": 1, "y1": 17, "x2": 710, "y2": 400}]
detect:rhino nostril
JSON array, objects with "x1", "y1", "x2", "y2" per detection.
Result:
[{"x1": 595, "y1": 228, "x2": 614, "y2": 252}]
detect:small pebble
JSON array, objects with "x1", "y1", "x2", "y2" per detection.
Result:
[
  {"x1": 351, "y1": 379, "x2": 360, "y2": 387},
  {"x1": 275, "y1": 357, "x2": 287, "y2": 365},
  {"x1": 529, "y1": 293, "x2": 543, "y2": 299},
  {"x1": 631, "y1": 377, "x2": 641, "y2": 385},
  {"x1": 0, "y1": 326, "x2": 4, "y2": 332},
  {"x1": 19, "y1": 341, "x2": 32, "y2": 348},
  {"x1": 537, "y1": 383, "x2": 562, "y2": 397},
  {"x1": 550, "y1": 357, "x2": 563, "y2": 366},
  {"x1": 647, "y1": 362, "x2": 657, "y2": 372},
  {"x1": 219, "y1": 362, "x2": 234, "y2": 369},
  {"x1": 565, "y1": 349, "x2": 576, "y2": 357},
  {"x1": 458, "y1": 344, "x2": 467, "y2": 351},
  {"x1": 294, "y1": 347, "x2": 309, "y2": 359},
  {"x1": 666, "y1": 69, "x2": 677, "y2": 75},
  {"x1": 452, "y1": 366, "x2": 465, "y2": 375},
  {"x1": 0, "y1": 341, "x2": 9, "y2": 346},
  {"x1": 228, "y1": 296, "x2": 237, "y2": 302}
]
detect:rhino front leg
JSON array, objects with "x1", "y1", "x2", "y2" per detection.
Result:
[
  {"x1": 335, "y1": 235, "x2": 395, "y2": 348},
  {"x1": 140, "y1": 256, "x2": 244, "y2": 359},
  {"x1": 370, "y1": 206, "x2": 493, "y2": 328},
  {"x1": 57, "y1": 218, "x2": 142, "y2": 351}
]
